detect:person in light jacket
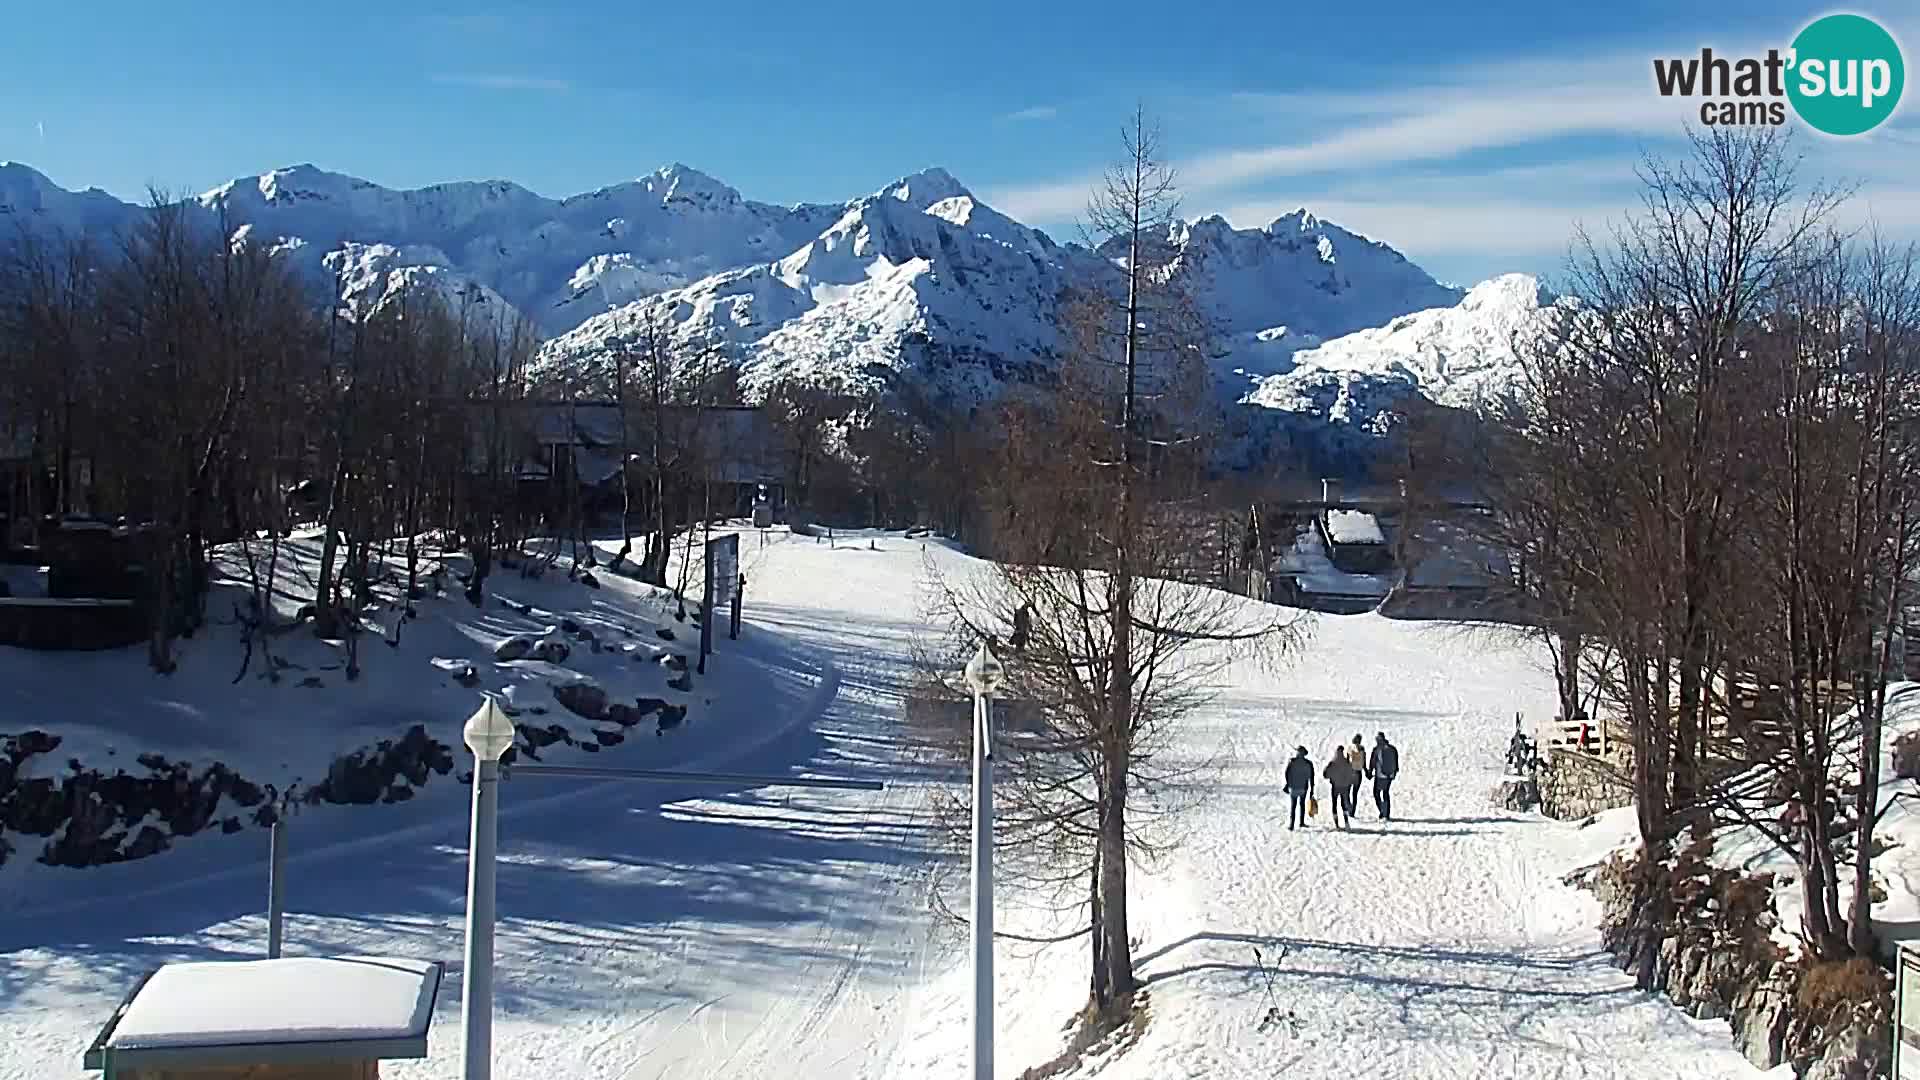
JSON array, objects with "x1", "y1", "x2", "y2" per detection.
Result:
[
  {"x1": 1343, "y1": 734, "x2": 1368, "y2": 820},
  {"x1": 1283, "y1": 746, "x2": 1315, "y2": 830},
  {"x1": 1323, "y1": 745, "x2": 1360, "y2": 830}
]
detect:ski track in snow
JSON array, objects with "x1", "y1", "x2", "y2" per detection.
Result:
[
  {"x1": 0, "y1": 535, "x2": 1768, "y2": 1079},
  {"x1": 1085, "y1": 617, "x2": 1763, "y2": 1080}
]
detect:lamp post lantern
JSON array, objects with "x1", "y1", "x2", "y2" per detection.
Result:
[
  {"x1": 963, "y1": 641, "x2": 1005, "y2": 1080},
  {"x1": 461, "y1": 696, "x2": 516, "y2": 1080}
]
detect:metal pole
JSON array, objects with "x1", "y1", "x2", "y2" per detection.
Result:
[
  {"x1": 972, "y1": 689, "x2": 995, "y2": 1080},
  {"x1": 462, "y1": 757, "x2": 500, "y2": 1080},
  {"x1": 266, "y1": 814, "x2": 286, "y2": 958}
]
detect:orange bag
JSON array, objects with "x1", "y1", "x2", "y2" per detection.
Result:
[{"x1": 1308, "y1": 795, "x2": 1320, "y2": 818}]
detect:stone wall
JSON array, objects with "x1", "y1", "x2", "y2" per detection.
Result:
[
  {"x1": 1571, "y1": 839, "x2": 1891, "y2": 1079},
  {"x1": 1539, "y1": 749, "x2": 1634, "y2": 820}
]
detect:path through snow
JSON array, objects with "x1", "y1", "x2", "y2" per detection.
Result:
[
  {"x1": 881, "y1": 593, "x2": 1773, "y2": 1080},
  {"x1": 2, "y1": 532, "x2": 1772, "y2": 1079}
]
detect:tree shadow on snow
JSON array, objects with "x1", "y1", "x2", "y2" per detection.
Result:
[
  {"x1": 1132, "y1": 930, "x2": 1662, "y2": 1042},
  {"x1": 0, "y1": 598, "x2": 946, "y2": 1026}
]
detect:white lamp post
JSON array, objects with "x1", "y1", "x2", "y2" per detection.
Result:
[
  {"x1": 461, "y1": 696, "x2": 516, "y2": 1080},
  {"x1": 963, "y1": 641, "x2": 1005, "y2": 1080}
]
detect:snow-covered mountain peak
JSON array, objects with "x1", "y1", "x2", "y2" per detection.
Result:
[
  {"x1": 0, "y1": 161, "x2": 59, "y2": 194},
  {"x1": 1266, "y1": 208, "x2": 1324, "y2": 233},
  {"x1": 1243, "y1": 270, "x2": 1566, "y2": 417},
  {"x1": 878, "y1": 167, "x2": 972, "y2": 210},
  {"x1": 0, "y1": 162, "x2": 141, "y2": 234},
  {"x1": 1460, "y1": 271, "x2": 1556, "y2": 312},
  {"x1": 204, "y1": 163, "x2": 368, "y2": 210},
  {"x1": 648, "y1": 162, "x2": 743, "y2": 207}
]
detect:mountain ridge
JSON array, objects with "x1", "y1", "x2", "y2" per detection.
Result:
[{"x1": 0, "y1": 159, "x2": 1542, "y2": 471}]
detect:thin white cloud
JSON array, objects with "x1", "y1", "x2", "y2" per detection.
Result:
[
  {"x1": 986, "y1": 20, "x2": 1920, "y2": 253},
  {"x1": 35, "y1": 120, "x2": 44, "y2": 141},
  {"x1": 432, "y1": 73, "x2": 570, "y2": 92},
  {"x1": 988, "y1": 176, "x2": 1092, "y2": 221},
  {"x1": 987, "y1": 46, "x2": 1725, "y2": 222},
  {"x1": 1211, "y1": 177, "x2": 1920, "y2": 265},
  {"x1": 1003, "y1": 105, "x2": 1059, "y2": 123}
]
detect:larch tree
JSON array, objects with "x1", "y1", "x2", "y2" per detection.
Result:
[{"x1": 925, "y1": 108, "x2": 1305, "y2": 1022}]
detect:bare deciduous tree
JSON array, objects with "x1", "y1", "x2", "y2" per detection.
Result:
[{"x1": 924, "y1": 109, "x2": 1305, "y2": 1023}]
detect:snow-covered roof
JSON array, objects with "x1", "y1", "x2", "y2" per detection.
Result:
[
  {"x1": 1323, "y1": 509, "x2": 1386, "y2": 546},
  {"x1": 103, "y1": 956, "x2": 441, "y2": 1055},
  {"x1": 1274, "y1": 523, "x2": 1393, "y2": 598}
]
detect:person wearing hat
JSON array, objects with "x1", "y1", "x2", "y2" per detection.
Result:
[
  {"x1": 1283, "y1": 745, "x2": 1316, "y2": 830},
  {"x1": 1367, "y1": 732, "x2": 1400, "y2": 821}
]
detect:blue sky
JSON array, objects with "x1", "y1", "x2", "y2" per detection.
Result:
[{"x1": 2, "y1": 2, "x2": 1916, "y2": 286}]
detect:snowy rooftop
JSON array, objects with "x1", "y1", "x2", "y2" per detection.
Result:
[
  {"x1": 1323, "y1": 509, "x2": 1386, "y2": 546},
  {"x1": 96, "y1": 956, "x2": 441, "y2": 1061},
  {"x1": 1274, "y1": 523, "x2": 1393, "y2": 598}
]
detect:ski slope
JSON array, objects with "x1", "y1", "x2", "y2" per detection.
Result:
[{"x1": 1, "y1": 531, "x2": 1768, "y2": 1078}]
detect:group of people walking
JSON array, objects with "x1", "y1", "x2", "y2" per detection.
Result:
[{"x1": 1282, "y1": 733, "x2": 1400, "y2": 830}]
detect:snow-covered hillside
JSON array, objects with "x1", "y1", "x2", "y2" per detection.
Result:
[
  {"x1": 536, "y1": 169, "x2": 1078, "y2": 402},
  {"x1": 196, "y1": 162, "x2": 845, "y2": 334},
  {"x1": 0, "y1": 162, "x2": 141, "y2": 237},
  {"x1": 1245, "y1": 273, "x2": 1571, "y2": 413},
  {"x1": 1176, "y1": 211, "x2": 1466, "y2": 390},
  {"x1": 1, "y1": 529, "x2": 1777, "y2": 1078}
]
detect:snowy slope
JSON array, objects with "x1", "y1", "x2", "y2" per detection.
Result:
[
  {"x1": 1172, "y1": 211, "x2": 1466, "y2": 389},
  {"x1": 883, "y1": 572, "x2": 1768, "y2": 1080},
  {"x1": 539, "y1": 200, "x2": 1475, "y2": 408},
  {"x1": 193, "y1": 162, "x2": 850, "y2": 334},
  {"x1": 0, "y1": 163, "x2": 141, "y2": 237},
  {"x1": 319, "y1": 242, "x2": 523, "y2": 341},
  {"x1": 536, "y1": 169, "x2": 1078, "y2": 402},
  {"x1": 3, "y1": 530, "x2": 1775, "y2": 1079},
  {"x1": 1246, "y1": 273, "x2": 1570, "y2": 413}
]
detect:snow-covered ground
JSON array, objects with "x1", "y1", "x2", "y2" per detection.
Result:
[{"x1": 1, "y1": 530, "x2": 1771, "y2": 1078}]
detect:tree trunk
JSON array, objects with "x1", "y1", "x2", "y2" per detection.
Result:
[
  {"x1": 1088, "y1": 841, "x2": 1108, "y2": 1009},
  {"x1": 1557, "y1": 627, "x2": 1582, "y2": 720},
  {"x1": 1097, "y1": 741, "x2": 1133, "y2": 1006}
]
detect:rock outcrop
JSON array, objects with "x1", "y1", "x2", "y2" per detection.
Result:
[{"x1": 1570, "y1": 831, "x2": 1890, "y2": 1078}]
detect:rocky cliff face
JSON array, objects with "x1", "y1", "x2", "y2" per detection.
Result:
[{"x1": 1570, "y1": 833, "x2": 1891, "y2": 1078}]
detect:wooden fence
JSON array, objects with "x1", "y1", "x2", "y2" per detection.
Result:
[{"x1": 1537, "y1": 676, "x2": 1861, "y2": 767}]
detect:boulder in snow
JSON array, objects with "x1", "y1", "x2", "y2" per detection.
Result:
[
  {"x1": 553, "y1": 678, "x2": 610, "y2": 721},
  {"x1": 494, "y1": 636, "x2": 536, "y2": 662}
]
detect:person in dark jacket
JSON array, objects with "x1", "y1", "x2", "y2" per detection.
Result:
[
  {"x1": 1283, "y1": 746, "x2": 1315, "y2": 830},
  {"x1": 1367, "y1": 732, "x2": 1400, "y2": 820},
  {"x1": 1323, "y1": 745, "x2": 1360, "y2": 829}
]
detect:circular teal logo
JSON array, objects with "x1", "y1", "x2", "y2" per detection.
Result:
[{"x1": 1787, "y1": 13, "x2": 1904, "y2": 136}]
